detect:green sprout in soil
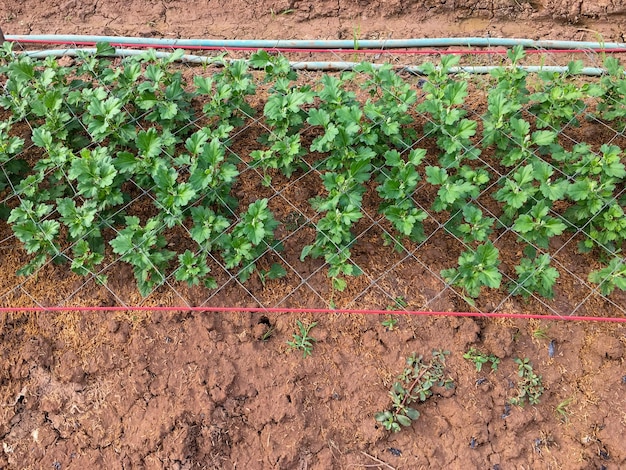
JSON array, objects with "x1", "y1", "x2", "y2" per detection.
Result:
[
  {"x1": 532, "y1": 326, "x2": 550, "y2": 340},
  {"x1": 375, "y1": 350, "x2": 454, "y2": 433},
  {"x1": 510, "y1": 357, "x2": 544, "y2": 406},
  {"x1": 260, "y1": 326, "x2": 275, "y2": 342},
  {"x1": 555, "y1": 397, "x2": 573, "y2": 422},
  {"x1": 385, "y1": 296, "x2": 407, "y2": 312},
  {"x1": 286, "y1": 320, "x2": 317, "y2": 358},
  {"x1": 463, "y1": 347, "x2": 501, "y2": 372},
  {"x1": 381, "y1": 316, "x2": 398, "y2": 331}
]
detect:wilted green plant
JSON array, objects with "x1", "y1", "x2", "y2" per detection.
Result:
[
  {"x1": 510, "y1": 357, "x2": 544, "y2": 406},
  {"x1": 375, "y1": 350, "x2": 453, "y2": 432},
  {"x1": 287, "y1": 320, "x2": 317, "y2": 358}
]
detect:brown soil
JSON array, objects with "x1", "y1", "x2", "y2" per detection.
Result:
[{"x1": 1, "y1": 1, "x2": 626, "y2": 469}]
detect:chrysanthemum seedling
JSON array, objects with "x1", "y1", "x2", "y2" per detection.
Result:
[{"x1": 376, "y1": 350, "x2": 453, "y2": 432}]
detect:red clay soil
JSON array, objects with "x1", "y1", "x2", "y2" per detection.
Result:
[{"x1": 1, "y1": 1, "x2": 626, "y2": 469}]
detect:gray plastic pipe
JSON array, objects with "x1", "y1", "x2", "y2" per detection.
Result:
[
  {"x1": 22, "y1": 48, "x2": 608, "y2": 76},
  {"x1": 8, "y1": 35, "x2": 626, "y2": 50}
]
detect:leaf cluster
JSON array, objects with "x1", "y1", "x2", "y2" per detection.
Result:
[
  {"x1": 375, "y1": 350, "x2": 453, "y2": 432},
  {"x1": 510, "y1": 357, "x2": 544, "y2": 406}
]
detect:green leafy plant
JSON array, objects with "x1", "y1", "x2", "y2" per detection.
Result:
[
  {"x1": 418, "y1": 55, "x2": 480, "y2": 169},
  {"x1": 375, "y1": 350, "x2": 453, "y2": 432},
  {"x1": 220, "y1": 199, "x2": 281, "y2": 283},
  {"x1": 513, "y1": 201, "x2": 567, "y2": 249},
  {"x1": 494, "y1": 163, "x2": 538, "y2": 220},
  {"x1": 426, "y1": 165, "x2": 489, "y2": 213},
  {"x1": 510, "y1": 253, "x2": 560, "y2": 299},
  {"x1": 592, "y1": 56, "x2": 626, "y2": 129},
  {"x1": 287, "y1": 320, "x2": 318, "y2": 358},
  {"x1": 8, "y1": 200, "x2": 62, "y2": 276},
  {"x1": 258, "y1": 262, "x2": 287, "y2": 286},
  {"x1": 529, "y1": 60, "x2": 589, "y2": 131},
  {"x1": 588, "y1": 257, "x2": 626, "y2": 295},
  {"x1": 174, "y1": 250, "x2": 216, "y2": 289},
  {"x1": 301, "y1": 157, "x2": 371, "y2": 290},
  {"x1": 109, "y1": 216, "x2": 175, "y2": 297},
  {"x1": 510, "y1": 357, "x2": 544, "y2": 406},
  {"x1": 441, "y1": 242, "x2": 502, "y2": 299},
  {"x1": 463, "y1": 347, "x2": 500, "y2": 372},
  {"x1": 454, "y1": 204, "x2": 495, "y2": 244},
  {"x1": 250, "y1": 56, "x2": 313, "y2": 180},
  {"x1": 377, "y1": 149, "x2": 428, "y2": 241},
  {"x1": 532, "y1": 326, "x2": 550, "y2": 340}
]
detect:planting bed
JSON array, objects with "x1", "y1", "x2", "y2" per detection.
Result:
[{"x1": 1, "y1": 1, "x2": 626, "y2": 469}]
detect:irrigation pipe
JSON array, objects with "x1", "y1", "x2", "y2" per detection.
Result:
[
  {"x1": 8, "y1": 35, "x2": 626, "y2": 51},
  {"x1": 1, "y1": 306, "x2": 625, "y2": 322},
  {"x1": 13, "y1": 39, "x2": 626, "y2": 56},
  {"x1": 21, "y1": 48, "x2": 609, "y2": 75}
]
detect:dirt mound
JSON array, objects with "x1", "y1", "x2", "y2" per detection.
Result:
[{"x1": 3, "y1": 0, "x2": 626, "y2": 41}]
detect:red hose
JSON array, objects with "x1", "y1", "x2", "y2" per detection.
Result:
[{"x1": 0, "y1": 306, "x2": 624, "y2": 322}]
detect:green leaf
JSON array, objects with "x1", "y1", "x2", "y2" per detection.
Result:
[
  {"x1": 31, "y1": 128, "x2": 53, "y2": 149},
  {"x1": 300, "y1": 244, "x2": 313, "y2": 261},
  {"x1": 136, "y1": 128, "x2": 162, "y2": 159},
  {"x1": 425, "y1": 166, "x2": 447, "y2": 185},
  {"x1": 405, "y1": 407, "x2": 420, "y2": 420},
  {"x1": 266, "y1": 263, "x2": 287, "y2": 280},
  {"x1": 531, "y1": 130, "x2": 556, "y2": 146},
  {"x1": 95, "y1": 42, "x2": 116, "y2": 56},
  {"x1": 307, "y1": 108, "x2": 330, "y2": 127},
  {"x1": 567, "y1": 60, "x2": 584, "y2": 75},
  {"x1": 396, "y1": 414, "x2": 412, "y2": 427}
]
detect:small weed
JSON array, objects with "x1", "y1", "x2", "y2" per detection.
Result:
[
  {"x1": 260, "y1": 326, "x2": 275, "y2": 342},
  {"x1": 386, "y1": 296, "x2": 408, "y2": 310},
  {"x1": 287, "y1": 320, "x2": 317, "y2": 358},
  {"x1": 555, "y1": 397, "x2": 573, "y2": 422},
  {"x1": 381, "y1": 316, "x2": 398, "y2": 331},
  {"x1": 352, "y1": 25, "x2": 361, "y2": 51},
  {"x1": 375, "y1": 350, "x2": 454, "y2": 432},
  {"x1": 270, "y1": 8, "x2": 294, "y2": 18},
  {"x1": 463, "y1": 347, "x2": 500, "y2": 372},
  {"x1": 533, "y1": 327, "x2": 550, "y2": 340},
  {"x1": 394, "y1": 296, "x2": 408, "y2": 308},
  {"x1": 510, "y1": 357, "x2": 544, "y2": 406}
]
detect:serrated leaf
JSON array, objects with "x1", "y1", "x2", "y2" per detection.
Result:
[
  {"x1": 307, "y1": 108, "x2": 330, "y2": 127},
  {"x1": 136, "y1": 128, "x2": 162, "y2": 159},
  {"x1": 531, "y1": 130, "x2": 556, "y2": 146}
]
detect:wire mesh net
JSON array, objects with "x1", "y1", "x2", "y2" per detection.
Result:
[{"x1": 0, "y1": 39, "x2": 625, "y2": 318}]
